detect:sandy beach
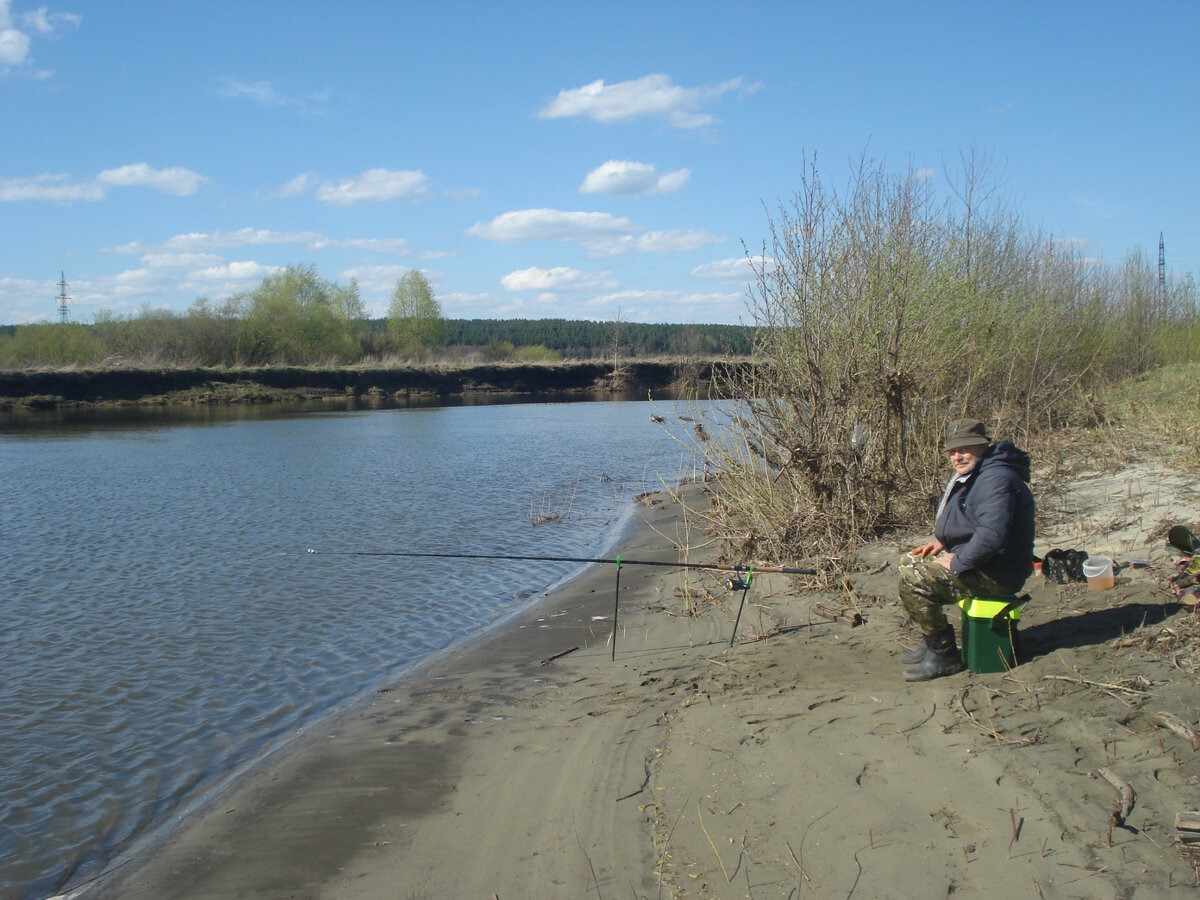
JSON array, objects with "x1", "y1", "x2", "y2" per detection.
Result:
[{"x1": 82, "y1": 470, "x2": 1200, "y2": 899}]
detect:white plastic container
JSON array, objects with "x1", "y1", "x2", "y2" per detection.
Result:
[{"x1": 1082, "y1": 555, "x2": 1114, "y2": 590}]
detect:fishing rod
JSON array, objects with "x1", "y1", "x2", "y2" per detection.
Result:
[{"x1": 306, "y1": 548, "x2": 817, "y2": 657}]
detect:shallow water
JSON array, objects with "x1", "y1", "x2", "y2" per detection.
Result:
[{"x1": 0, "y1": 398, "x2": 706, "y2": 900}]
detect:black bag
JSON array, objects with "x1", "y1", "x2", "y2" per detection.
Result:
[{"x1": 1043, "y1": 548, "x2": 1089, "y2": 583}]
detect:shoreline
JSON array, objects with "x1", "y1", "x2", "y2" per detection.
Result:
[
  {"x1": 81, "y1": 472, "x2": 1200, "y2": 898},
  {"x1": 79, "y1": 488, "x2": 700, "y2": 899},
  {"x1": 0, "y1": 361, "x2": 739, "y2": 410}
]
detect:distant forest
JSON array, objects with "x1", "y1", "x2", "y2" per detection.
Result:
[
  {"x1": 434, "y1": 318, "x2": 753, "y2": 357},
  {"x1": 0, "y1": 315, "x2": 754, "y2": 368}
]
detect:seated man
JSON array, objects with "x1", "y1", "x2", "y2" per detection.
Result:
[{"x1": 899, "y1": 418, "x2": 1035, "y2": 682}]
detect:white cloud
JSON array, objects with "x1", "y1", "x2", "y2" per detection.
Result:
[
  {"x1": 272, "y1": 172, "x2": 317, "y2": 198},
  {"x1": 468, "y1": 208, "x2": 725, "y2": 257},
  {"x1": 585, "y1": 229, "x2": 726, "y2": 257},
  {"x1": 500, "y1": 266, "x2": 614, "y2": 292},
  {"x1": 338, "y1": 264, "x2": 414, "y2": 295},
  {"x1": 112, "y1": 228, "x2": 413, "y2": 259},
  {"x1": 0, "y1": 3, "x2": 80, "y2": 75},
  {"x1": 588, "y1": 288, "x2": 744, "y2": 322},
  {"x1": 1, "y1": 164, "x2": 208, "y2": 204},
  {"x1": 213, "y1": 78, "x2": 286, "y2": 106},
  {"x1": 691, "y1": 256, "x2": 774, "y2": 283},
  {"x1": 96, "y1": 163, "x2": 207, "y2": 196},
  {"x1": 467, "y1": 208, "x2": 635, "y2": 244},
  {"x1": 444, "y1": 186, "x2": 484, "y2": 201},
  {"x1": 0, "y1": 172, "x2": 104, "y2": 202},
  {"x1": 537, "y1": 73, "x2": 758, "y2": 128},
  {"x1": 176, "y1": 261, "x2": 282, "y2": 297},
  {"x1": 187, "y1": 261, "x2": 279, "y2": 283},
  {"x1": 314, "y1": 237, "x2": 412, "y2": 254},
  {"x1": 315, "y1": 169, "x2": 429, "y2": 205},
  {"x1": 109, "y1": 268, "x2": 174, "y2": 294},
  {"x1": 21, "y1": 6, "x2": 80, "y2": 32},
  {"x1": 0, "y1": 25, "x2": 30, "y2": 65},
  {"x1": 139, "y1": 251, "x2": 226, "y2": 270},
  {"x1": 212, "y1": 77, "x2": 331, "y2": 110},
  {"x1": 112, "y1": 228, "x2": 322, "y2": 254},
  {"x1": 0, "y1": 273, "x2": 51, "y2": 320},
  {"x1": 579, "y1": 160, "x2": 690, "y2": 195}
]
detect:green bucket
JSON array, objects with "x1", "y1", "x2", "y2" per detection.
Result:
[{"x1": 958, "y1": 594, "x2": 1028, "y2": 673}]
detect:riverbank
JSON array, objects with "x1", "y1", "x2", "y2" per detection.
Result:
[
  {"x1": 80, "y1": 464, "x2": 1200, "y2": 898},
  {"x1": 0, "y1": 360, "x2": 743, "y2": 409}
]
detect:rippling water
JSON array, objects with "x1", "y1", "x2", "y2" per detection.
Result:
[{"x1": 0, "y1": 398, "x2": 704, "y2": 900}]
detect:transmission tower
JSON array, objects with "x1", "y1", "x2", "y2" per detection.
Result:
[
  {"x1": 56, "y1": 272, "x2": 71, "y2": 323},
  {"x1": 1158, "y1": 233, "x2": 1166, "y2": 298}
]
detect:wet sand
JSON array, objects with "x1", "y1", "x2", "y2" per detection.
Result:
[{"x1": 81, "y1": 473, "x2": 1200, "y2": 899}]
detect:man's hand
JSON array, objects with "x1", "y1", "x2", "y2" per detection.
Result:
[{"x1": 911, "y1": 540, "x2": 945, "y2": 560}]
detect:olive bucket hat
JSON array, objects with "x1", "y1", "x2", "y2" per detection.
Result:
[{"x1": 944, "y1": 418, "x2": 991, "y2": 452}]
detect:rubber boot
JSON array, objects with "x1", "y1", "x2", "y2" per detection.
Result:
[
  {"x1": 904, "y1": 629, "x2": 964, "y2": 682},
  {"x1": 900, "y1": 644, "x2": 927, "y2": 665}
]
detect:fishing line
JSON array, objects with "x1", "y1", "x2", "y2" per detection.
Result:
[
  {"x1": 305, "y1": 547, "x2": 816, "y2": 575},
  {"x1": 306, "y1": 548, "x2": 817, "y2": 653}
]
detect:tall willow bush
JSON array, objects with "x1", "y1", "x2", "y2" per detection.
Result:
[{"x1": 692, "y1": 153, "x2": 1198, "y2": 567}]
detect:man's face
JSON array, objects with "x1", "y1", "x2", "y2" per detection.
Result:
[{"x1": 947, "y1": 445, "x2": 983, "y2": 476}]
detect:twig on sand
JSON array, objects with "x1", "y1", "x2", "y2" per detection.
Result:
[
  {"x1": 784, "y1": 840, "x2": 812, "y2": 885},
  {"x1": 953, "y1": 685, "x2": 1040, "y2": 746},
  {"x1": 1148, "y1": 710, "x2": 1200, "y2": 750},
  {"x1": 847, "y1": 844, "x2": 867, "y2": 899},
  {"x1": 1096, "y1": 765, "x2": 1136, "y2": 826},
  {"x1": 571, "y1": 811, "x2": 602, "y2": 898},
  {"x1": 656, "y1": 795, "x2": 690, "y2": 899},
  {"x1": 539, "y1": 646, "x2": 580, "y2": 666},
  {"x1": 697, "y1": 803, "x2": 731, "y2": 883},
  {"x1": 1043, "y1": 673, "x2": 1150, "y2": 708},
  {"x1": 899, "y1": 704, "x2": 937, "y2": 734},
  {"x1": 616, "y1": 760, "x2": 652, "y2": 802},
  {"x1": 790, "y1": 805, "x2": 836, "y2": 892}
]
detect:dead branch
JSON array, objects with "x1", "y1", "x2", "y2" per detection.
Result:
[
  {"x1": 1097, "y1": 765, "x2": 1136, "y2": 825},
  {"x1": 1149, "y1": 711, "x2": 1200, "y2": 751}
]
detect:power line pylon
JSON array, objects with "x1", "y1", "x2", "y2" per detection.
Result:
[
  {"x1": 1158, "y1": 233, "x2": 1166, "y2": 299},
  {"x1": 56, "y1": 271, "x2": 71, "y2": 323}
]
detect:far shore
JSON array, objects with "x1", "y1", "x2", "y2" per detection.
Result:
[
  {"x1": 82, "y1": 469, "x2": 1200, "y2": 899},
  {"x1": 0, "y1": 359, "x2": 747, "y2": 410}
]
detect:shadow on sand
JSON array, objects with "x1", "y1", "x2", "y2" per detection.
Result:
[{"x1": 1018, "y1": 599, "x2": 1180, "y2": 661}]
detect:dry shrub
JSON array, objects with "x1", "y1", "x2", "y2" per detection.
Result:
[{"x1": 688, "y1": 149, "x2": 1200, "y2": 569}]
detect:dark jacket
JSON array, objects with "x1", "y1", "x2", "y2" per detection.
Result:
[{"x1": 934, "y1": 440, "x2": 1035, "y2": 592}]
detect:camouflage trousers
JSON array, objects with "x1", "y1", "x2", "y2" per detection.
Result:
[{"x1": 898, "y1": 555, "x2": 1009, "y2": 636}]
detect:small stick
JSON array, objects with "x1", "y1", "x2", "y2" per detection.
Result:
[
  {"x1": 784, "y1": 840, "x2": 812, "y2": 884},
  {"x1": 610, "y1": 559, "x2": 621, "y2": 660},
  {"x1": 1008, "y1": 807, "x2": 1023, "y2": 857},
  {"x1": 1148, "y1": 711, "x2": 1200, "y2": 750},
  {"x1": 1097, "y1": 765, "x2": 1135, "y2": 825},
  {"x1": 539, "y1": 646, "x2": 580, "y2": 666},
  {"x1": 697, "y1": 803, "x2": 731, "y2": 883}
]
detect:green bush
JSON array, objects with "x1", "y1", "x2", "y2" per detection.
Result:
[
  {"x1": 484, "y1": 339, "x2": 514, "y2": 361},
  {"x1": 0, "y1": 323, "x2": 106, "y2": 367},
  {"x1": 511, "y1": 344, "x2": 561, "y2": 363}
]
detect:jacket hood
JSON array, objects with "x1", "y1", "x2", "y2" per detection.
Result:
[{"x1": 981, "y1": 440, "x2": 1031, "y2": 483}]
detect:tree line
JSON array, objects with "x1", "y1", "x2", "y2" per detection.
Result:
[{"x1": 0, "y1": 266, "x2": 749, "y2": 368}]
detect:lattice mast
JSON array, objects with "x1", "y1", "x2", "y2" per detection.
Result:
[
  {"x1": 56, "y1": 271, "x2": 71, "y2": 323},
  {"x1": 1158, "y1": 232, "x2": 1166, "y2": 298}
]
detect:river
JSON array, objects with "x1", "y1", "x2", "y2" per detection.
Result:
[{"x1": 0, "y1": 397, "x2": 709, "y2": 900}]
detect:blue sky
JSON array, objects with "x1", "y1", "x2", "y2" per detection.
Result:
[{"x1": 1, "y1": 1, "x2": 1197, "y2": 326}]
